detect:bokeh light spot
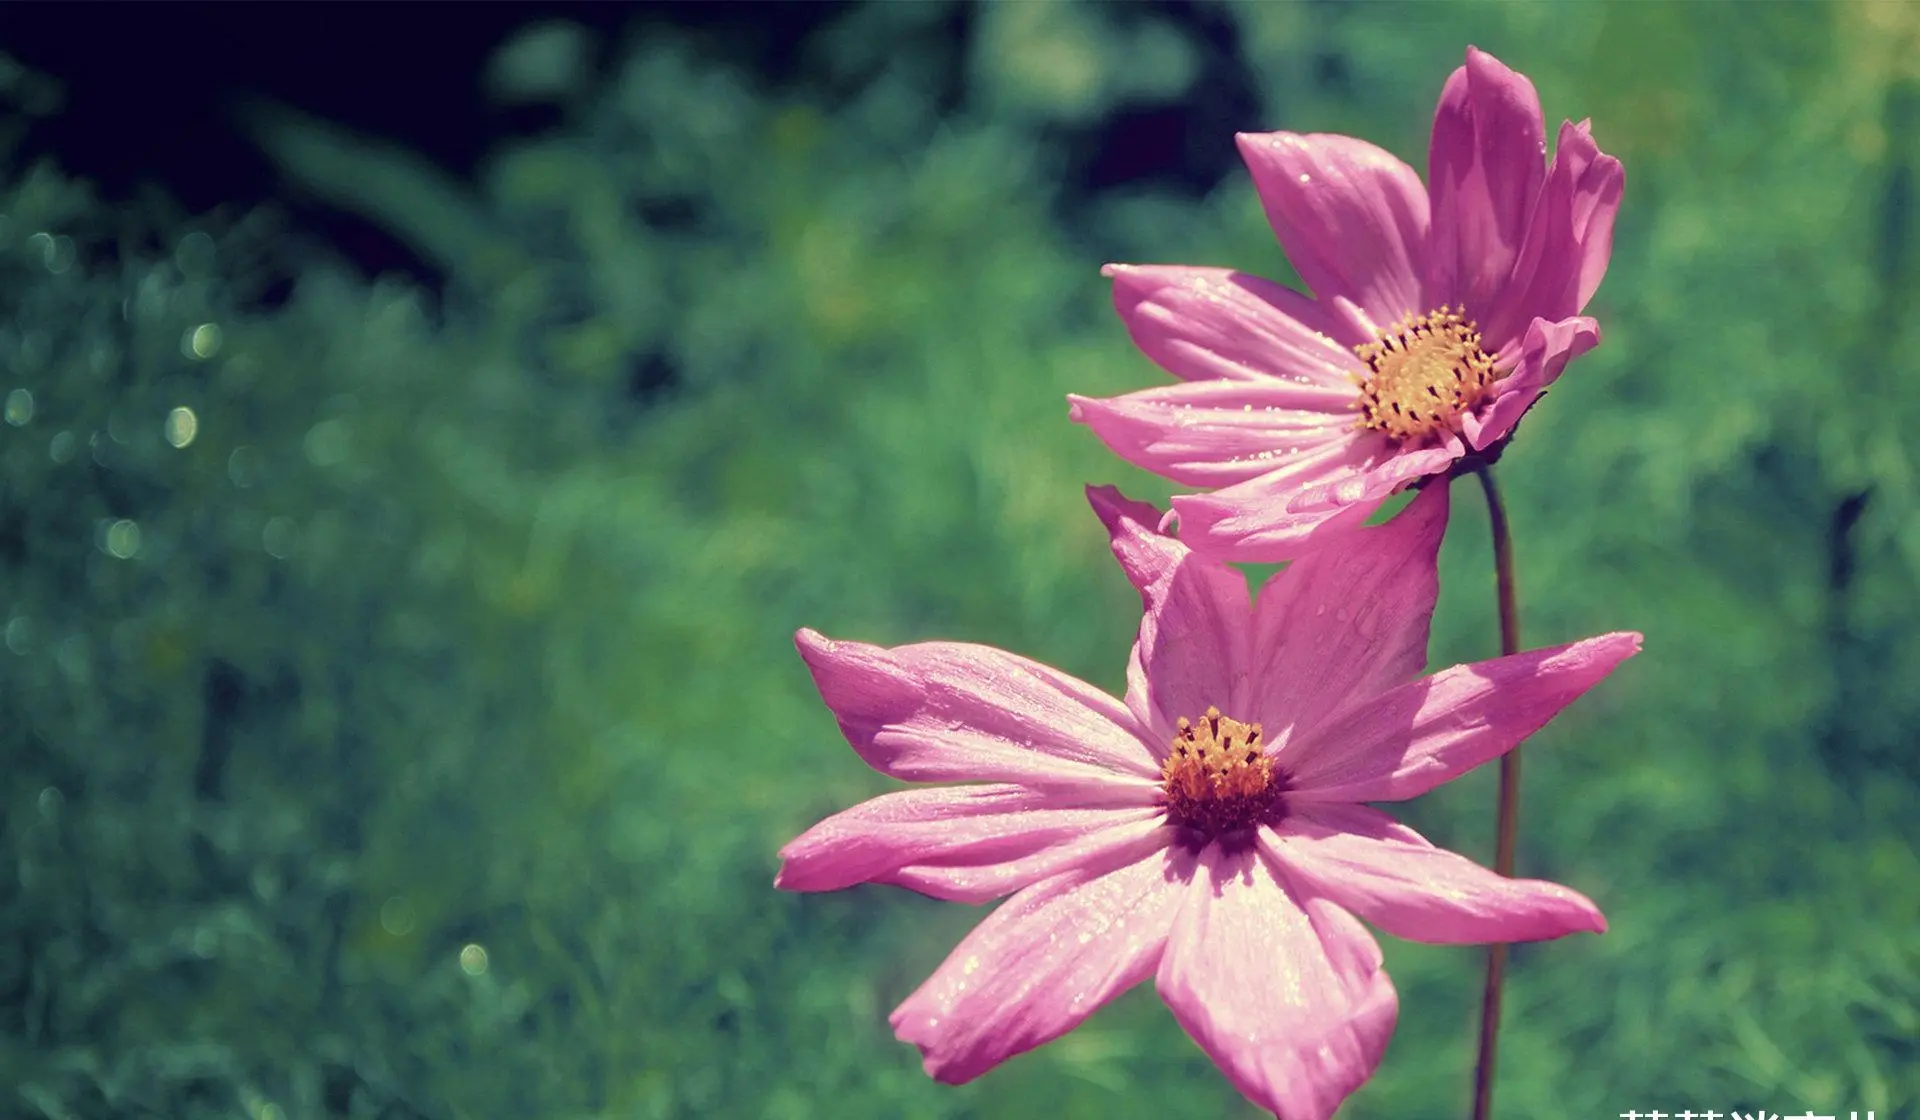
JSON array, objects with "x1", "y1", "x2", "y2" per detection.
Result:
[
  {"x1": 460, "y1": 943, "x2": 489, "y2": 976},
  {"x1": 380, "y1": 896, "x2": 416, "y2": 936},
  {"x1": 228, "y1": 446, "x2": 260, "y2": 487},
  {"x1": 263, "y1": 517, "x2": 299, "y2": 559},
  {"x1": 185, "y1": 323, "x2": 223, "y2": 360},
  {"x1": 104, "y1": 519, "x2": 141, "y2": 559},
  {"x1": 30, "y1": 232, "x2": 74, "y2": 273},
  {"x1": 4, "y1": 388, "x2": 33, "y2": 426},
  {"x1": 304, "y1": 418, "x2": 348, "y2": 466},
  {"x1": 165, "y1": 406, "x2": 199, "y2": 448}
]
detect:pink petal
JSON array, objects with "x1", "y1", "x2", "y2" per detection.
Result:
[
  {"x1": 1068, "y1": 378, "x2": 1359, "y2": 488},
  {"x1": 776, "y1": 784, "x2": 1160, "y2": 900},
  {"x1": 1104, "y1": 264, "x2": 1366, "y2": 381},
  {"x1": 1236, "y1": 131, "x2": 1431, "y2": 339},
  {"x1": 1268, "y1": 803, "x2": 1606, "y2": 943},
  {"x1": 1171, "y1": 443, "x2": 1457, "y2": 564},
  {"x1": 1250, "y1": 483, "x2": 1447, "y2": 748},
  {"x1": 1463, "y1": 314, "x2": 1599, "y2": 451},
  {"x1": 1558, "y1": 121, "x2": 1624, "y2": 309},
  {"x1": 883, "y1": 814, "x2": 1173, "y2": 904},
  {"x1": 1425, "y1": 46, "x2": 1547, "y2": 320},
  {"x1": 1481, "y1": 119, "x2": 1624, "y2": 352},
  {"x1": 1085, "y1": 484, "x2": 1181, "y2": 593},
  {"x1": 1155, "y1": 844, "x2": 1397, "y2": 1120},
  {"x1": 796, "y1": 630, "x2": 1160, "y2": 791},
  {"x1": 1285, "y1": 631, "x2": 1644, "y2": 803},
  {"x1": 1085, "y1": 486, "x2": 1253, "y2": 738},
  {"x1": 891, "y1": 837, "x2": 1186, "y2": 1083}
]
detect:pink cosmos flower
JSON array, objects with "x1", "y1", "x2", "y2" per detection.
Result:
[
  {"x1": 776, "y1": 483, "x2": 1640, "y2": 1119},
  {"x1": 1069, "y1": 47, "x2": 1623, "y2": 562}
]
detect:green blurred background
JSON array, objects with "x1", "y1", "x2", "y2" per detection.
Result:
[{"x1": 1, "y1": 2, "x2": 1916, "y2": 1117}]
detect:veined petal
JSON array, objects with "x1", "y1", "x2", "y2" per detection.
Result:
[
  {"x1": 891, "y1": 837, "x2": 1186, "y2": 1083},
  {"x1": 1426, "y1": 46, "x2": 1547, "y2": 319},
  {"x1": 1069, "y1": 378, "x2": 1359, "y2": 487},
  {"x1": 1156, "y1": 844, "x2": 1397, "y2": 1120},
  {"x1": 1085, "y1": 487, "x2": 1254, "y2": 739},
  {"x1": 1237, "y1": 131, "x2": 1430, "y2": 340},
  {"x1": 885, "y1": 813, "x2": 1174, "y2": 904},
  {"x1": 1285, "y1": 631, "x2": 1643, "y2": 803},
  {"x1": 1464, "y1": 314, "x2": 1599, "y2": 451},
  {"x1": 1565, "y1": 121, "x2": 1625, "y2": 310},
  {"x1": 1104, "y1": 264, "x2": 1364, "y2": 382},
  {"x1": 796, "y1": 630, "x2": 1160, "y2": 790},
  {"x1": 1285, "y1": 439, "x2": 1462, "y2": 512},
  {"x1": 1172, "y1": 443, "x2": 1456, "y2": 564},
  {"x1": 776, "y1": 784, "x2": 1159, "y2": 898},
  {"x1": 1251, "y1": 483, "x2": 1447, "y2": 750},
  {"x1": 1268, "y1": 804, "x2": 1606, "y2": 944},
  {"x1": 1085, "y1": 485, "x2": 1181, "y2": 594},
  {"x1": 1482, "y1": 119, "x2": 1623, "y2": 352}
]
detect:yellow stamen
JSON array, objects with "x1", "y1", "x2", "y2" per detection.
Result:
[
  {"x1": 1161, "y1": 706, "x2": 1285, "y2": 837},
  {"x1": 1352, "y1": 307, "x2": 1499, "y2": 443}
]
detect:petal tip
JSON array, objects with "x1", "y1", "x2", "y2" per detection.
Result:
[
  {"x1": 1235, "y1": 129, "x2": 1302, "y2": 156},
  {"x1": 1085, "y1": 483, "x2": 1167, "y2": 540}
]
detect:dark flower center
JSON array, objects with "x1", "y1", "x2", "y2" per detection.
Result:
[
  {"x1": 1161, "y1": 706, "x2": 1287, "y2": 837},
  {"x1": 1353, "y1": 307, "x2": 1499, "y2": 443}
]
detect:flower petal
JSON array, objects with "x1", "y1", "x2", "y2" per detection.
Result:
[
  {"x1": 1463, "y1": 314, "x2": 1599, "y2": 451},
  {"x1": 1104, "y1": 264, "x2": 1364, "y2": 382},
  {"x1": 1250, "y1": 483, "x2": 1447, "y2": 749},
  {"x1": 1285, "y1": 631, "x2": 1643, "y2": 803},
  {"x1": 1269, "y1": 803, "x2": 1607, "y2": 944},
  {"x1": 890, "y1": 836, "x2": 1186, "y2": 1083},
  {"x1": 1237, "y1": 131, "x2": 1430, "y2": 340},
  {"x1": 1086, "y1": 487, "x2": 1253, "y2": 738},
  {"x1": 1068, "y1": 378, "x2": 1359, "y2": 487},
  {"x1": 1171, "y1": 443, "x2": 1457, "y2": 564},
  {"x1": 796, "y1": 630, "x2": 1160, "y2": 790},
  {"x1": 776, "y1": 784, "x2": 1160, "y2": 899},
  {"x1": 1156, "y1": 844, "x2": 1397, "y2": 1120},
  {"x1": 884, "y1": 814, "x2": 1174, "y2": 904},
  {"x1": 1481, "y1": 119, "x2": 1624, "y2": 352},
  {"x1": 1425, "y1": 47, "x2": 1547, "y2": 319}
]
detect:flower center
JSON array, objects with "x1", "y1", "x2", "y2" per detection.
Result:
[
  {"x1": 1161, "y1": 706, "x2": 1286, "y2": 837},
  {"x1": 1352, "y1": 308, "x2": 1499, "y2": 443}
]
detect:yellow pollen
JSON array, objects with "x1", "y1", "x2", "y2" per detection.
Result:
[
  {"x1": 1161, "y1": 706, "x2": 1285, "y2": 837},
  {"x1": 1352, "y1": 307, "x2": 1499, "y2": 443}
]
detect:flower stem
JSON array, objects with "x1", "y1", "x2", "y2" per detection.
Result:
[{"x1": 1469, "y1": 464, "x2": 1521, "y2": 1120}]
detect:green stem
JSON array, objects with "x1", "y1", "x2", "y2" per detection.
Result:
[{"x1": 1469, "y1": 464, "x2": 1521, "y2": 1120}]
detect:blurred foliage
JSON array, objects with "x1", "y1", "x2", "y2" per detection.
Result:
[{"x1": 2, "y1": 2, "x2": 1917, "y2": 1118}]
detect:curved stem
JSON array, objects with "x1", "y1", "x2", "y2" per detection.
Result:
[{"x1": 1469, "y1": 464, "x2": 1521, "y2": 1120}]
